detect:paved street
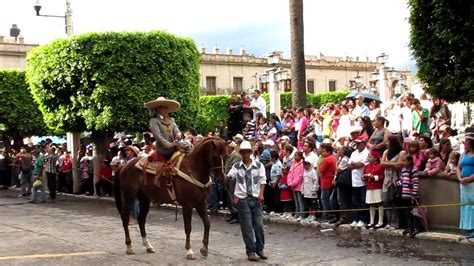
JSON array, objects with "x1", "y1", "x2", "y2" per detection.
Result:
[{"x1": 1, "y1": 190, "x2": 473, "y2": 265}]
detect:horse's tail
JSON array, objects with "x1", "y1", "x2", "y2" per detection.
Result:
[{"x1": 113, "y1": 165, "x2": 124, "y2": 215}]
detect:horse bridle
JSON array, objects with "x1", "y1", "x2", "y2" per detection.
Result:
[{"x1": 210, "y1": 155, "x2": 226, "y2": 177}]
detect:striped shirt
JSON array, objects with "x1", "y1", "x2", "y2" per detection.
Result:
[
  {"x1": 399, "y1": 167, "x2": 419, "y2": 199},
  {"x1": 43, "y1": 153, "x2": 59, "y2": 174},
  {"x1": 228, "y1": 159, "x2": 266, "y2": 199},
  {"x1": 244, "y1": 119, "x2": 256, "y2": 140}
]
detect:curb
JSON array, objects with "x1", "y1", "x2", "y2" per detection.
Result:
[{"x1": 57, "y1": 192, "x2": 474, "y2": 246}]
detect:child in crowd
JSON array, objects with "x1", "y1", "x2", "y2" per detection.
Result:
[
  {"x1": 278, "y1": 165, "x2": 293, "y2": 219},
  {"x1": 422, "y1": 148, "x2": 445, "y2": 177},
  {"x1": 95, "y1": 159, "x2": 113, "y2": 196},
  {"x1": 319, "y1": 143, "x2": 337, "y2": 221},
  {"x1": 444, "y1": 152, "x2": 460, "y2": 176},
  {"x1": 398, "y1": 154, "x2": 420, "y2": 237},
  {"x1": 268, "y1": 150, "x2": 283, "y2": 214},
  {"x1": 302, "y1": 156, "x2": 319, "y2": 221},
  {"x1": 362, "y1": 150, "x2": 385, "y2": 229},
  {"x1": 282, "y1": 144, "x2": 295, "y2": 169},
  {"x1": 287, "y1": 151, "x2": 305, "y2": 220},
  {"x1": 267, "y1": 121, "x2": 278, "y2": 142},
  {"x1": 333, "y1": 146, "x2": 353, "y2": 225}
]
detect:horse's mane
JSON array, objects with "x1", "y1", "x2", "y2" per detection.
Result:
[{"x1": 191, "y1": 137, "x2": 225, "y2": 155}]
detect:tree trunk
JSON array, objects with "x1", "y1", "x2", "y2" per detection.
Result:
[
  {"x1": 91, "y1": 130, "x2": 108, "y2": 195},
  {"x1": 290, "y1": 0, "x2": 307, "y2": 108}
]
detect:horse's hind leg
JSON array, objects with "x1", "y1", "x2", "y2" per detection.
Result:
[
  {"x1": 137, "y1": 191, "x2": 155, "y2": 253},
  {"x1": 195, "y1": 201, "x2": 210, "y2": 257},
  {"x1": 182, "y1": 204, "x2": 196, "y2": 260},
  {"x1": 121, "y1": 198, "x2": 135, "y2": 254}
]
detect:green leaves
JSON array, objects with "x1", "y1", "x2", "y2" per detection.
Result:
[
  {"x1": 26, "y1": 31, "x2": 200, "y2": 133},
  {"x1": 0, "y1": 70, "x2": 47, "y2": 138},
  {"x1": 408, "y1": 0, "x2": 473, "y2": 102}
]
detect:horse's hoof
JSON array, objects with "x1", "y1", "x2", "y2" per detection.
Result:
[
  {"x1": 146, "y1": 247, "x2": 156, "y2": 253},
  {"x1": 126, "y1": 249, "x2": 135, "y2": 255},
  {"x1": 200, "y1": 248, "x2": 208, "y2": 257},
  {"x1": 186, "y1": 253, "x2": 196, "y2": 260}
]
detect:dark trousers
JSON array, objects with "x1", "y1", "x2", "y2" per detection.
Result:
[
  {"x1": 264, "y1": 184, "x2": 280, "y2": 213},
  {"x1": 79, "y1": 177, "x2": 94, "y2": 195},
  {"x1": 401, "y1": 198, "x2": 420, "y2": 231},
  {"x1": 352, "y1": 186, "x2": 368, "y2": 223},
  {"x1": 95, "y1": 179, "x2": 112, "y2": 196},
  {"x1": 46, "y1": 172, "x2": 57, "y2": 200},
  {"x1": 337, "y1": 186, "x2": 353, "y2": 221},
  {"x1": 238, "y1": 197, "x2": 265, "y2": 255},
  {"x1": 57, "y1": 172, "x2": 67, "y2": 192}
]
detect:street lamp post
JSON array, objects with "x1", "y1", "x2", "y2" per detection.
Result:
[
  {"x1": 376, "y1": 53, "x2": 388, "y2": 104},
  {"x1": 34, "y1": 0, "x2": 74, "y2": 37},
  {"x1": 34, "y1": 0, "x2": 79, "y2": 193},
  {"x1": 261, "y1": 52, "x2": 288, "y2": 115}
]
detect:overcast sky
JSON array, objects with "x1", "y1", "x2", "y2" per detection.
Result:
[{"x1": 0, "y1": 0, "x2": 415, "y2": 70}]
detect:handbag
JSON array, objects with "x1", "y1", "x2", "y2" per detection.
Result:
[
  {"x1": 302, "y1": 124, "x2": 315, "y2": 136},
  {"x1": 388, "y1": 181, "x2": 402, "y2": 200},
  {"x1": 335, "y1": 168, "x2": 352, "y2": 187}
]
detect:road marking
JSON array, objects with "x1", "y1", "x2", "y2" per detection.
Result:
[{"x1": 0, "y1": 251, "x2": 107, "y2": 260}]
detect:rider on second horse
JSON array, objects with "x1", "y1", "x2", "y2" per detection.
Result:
[{"x1": 145, "y1": 96, "x2": 184, "y2": 161}]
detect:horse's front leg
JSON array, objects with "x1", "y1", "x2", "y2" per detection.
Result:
[
  {"x1": 182, "y1": 204, "x2": 196, "y2": 260},
  {"x1": 137, "y1": 192, "x2": 155, "y2": 253},
  {"x1": 195, "y1": 201, "x2": 210, "y2": 257}
]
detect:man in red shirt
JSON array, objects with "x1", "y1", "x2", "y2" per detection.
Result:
[{"x1": 319, "y1": 143, "x2": 337, "y2": 221}]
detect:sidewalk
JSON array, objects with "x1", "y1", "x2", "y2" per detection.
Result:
[{"x1": 56, "y1": 191, "x2": 474, "y2": 246}]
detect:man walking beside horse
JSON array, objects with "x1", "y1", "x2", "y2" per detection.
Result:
[{"x1": 227, "y1": 140, "x2": 268, "y2": 261}]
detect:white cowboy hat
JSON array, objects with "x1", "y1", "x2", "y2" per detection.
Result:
[
  {"x1": 144, "y1": 97, "x2": 180, "y2": 112},
  {"x1": 233, "y1": 134, "x2": 244, "y2": 142},
  {"x1": 239, "y1": 141, "x2": 252, "y2": 151}
]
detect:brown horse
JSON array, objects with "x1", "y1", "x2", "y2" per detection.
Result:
[{"x1": 114, "y1": 137, "x2": 228, "y2": 259}]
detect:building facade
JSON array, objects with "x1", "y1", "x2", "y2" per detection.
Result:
[
  {"x1": 0, "y1": 35, "x2": 37, "y2": 69},
  {"x1": 199, "y1": 46, "x2": 413, "y2": 102}
]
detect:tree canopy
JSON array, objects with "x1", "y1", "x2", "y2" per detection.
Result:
[
  {"x1": 26, "y1": 31, "x2": 200, "y2": 134},
  {"x1": 0, "y1": 70, "x2": 46, "y2": 139},
  {"x1": 408, "y1": 0, "x2": 473, "y2": 102}
]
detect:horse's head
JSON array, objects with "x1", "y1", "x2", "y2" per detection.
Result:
[{"x1": 191, "y1": 137, "x2": 229, "y2": 183}]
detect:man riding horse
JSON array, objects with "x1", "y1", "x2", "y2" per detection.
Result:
[{"x1": 144, "y1": 96, "x2": 188, "y2": 161}]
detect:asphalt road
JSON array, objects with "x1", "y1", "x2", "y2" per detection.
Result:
[{"x1": 0, "y1": 191, "x2": 473, "y2": 265}]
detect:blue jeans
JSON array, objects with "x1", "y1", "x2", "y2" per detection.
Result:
[
  {"x1": 352, "y1": 186, "x2": 368, "y2": 223},
  {"x1": 130, "y1": 199, "x2": 140, "y2": 219},
  {"x1": 238, "y1": 197, "x2": 265, "y2": 254},
  {"x1": 321, "y1": 188, "x2": 334, "y2": 218},
  {"x1": 293, "y1": 191, "x2": 304, "y2": 218}
]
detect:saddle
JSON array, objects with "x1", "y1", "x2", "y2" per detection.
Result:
[{"x1": 135, "y1": 151, "x2": 185, "y2": 188}]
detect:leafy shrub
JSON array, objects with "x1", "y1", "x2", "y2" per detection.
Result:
[
  {"x1": 0, "y1": 70, "x2": 46, "y2": 139},
  {"x1": 26, "y1": 31, "x2": 200, "y2": 134}
]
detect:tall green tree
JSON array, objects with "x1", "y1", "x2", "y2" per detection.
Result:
[
  {"x1": 289, "y1": 0, "x2": 307, "y2": 108},
  {"x1": 408, "y1": 0, "x2": 473, "y2": 102},
  {"x1": 0, "y1": 70, "x2": 46, "y2": 146},
  {"x1": 26, "y1": 31, "x2": 200, "y2": 165}
]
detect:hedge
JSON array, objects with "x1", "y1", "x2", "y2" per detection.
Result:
[
  {"x1": 195, "y1": 91, "x2": 349, "y2": 134},
  {"x1": 26, "y1": 31, "x2": 200, "y2": 134},
  {"x1": 0, "y1": 70, "x2": 46, "y2": 139}
]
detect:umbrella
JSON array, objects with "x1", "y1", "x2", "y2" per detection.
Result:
[{"x1": 346, "y1": 92, "x2": 382, "y2": 103}]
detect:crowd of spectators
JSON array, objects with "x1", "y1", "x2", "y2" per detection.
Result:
[
  {"x1": 0, "y1": 90, "x2": 473, "y2": 240},
  {"x1": 209, "y1": 90, "x2": 474, "y2": 239}
]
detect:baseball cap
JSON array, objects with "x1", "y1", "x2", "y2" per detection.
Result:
[
  {"x1": 262, "y1": 139, "x2": 275, "y2": 146},
  {"x1": 280, "y1": 136, "x2": 290, "y2": 141},
  {"x1": 354, "y1": 136, "x2": 368, "y2": 143}
]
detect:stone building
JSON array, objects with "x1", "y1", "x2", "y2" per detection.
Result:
[
  {"x1": 199, "y1": 46, "x2": 413, "y2": 102},
  {"x1": 0, "y1": 35, "x2": 37, "y2": 69}
]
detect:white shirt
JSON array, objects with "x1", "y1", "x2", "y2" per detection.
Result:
[
  {"x1": 228, "y1": 159, "x2": 266, "y2": 199},
  {"x1": 387, "y1": 108, "x2": 402, "y2": 133},
  {"x1": 401, "y1": 106, "x2": 413, "y2": 131},
  {"x1": 303, "y1": 151, "x2": 318, "y2": 168},
  {"x1": 348, "y1": 148, "x2": 369, "y2": 187},
  {"x1": 251, "y1": 96, "x2": 267, "y2": 118}
]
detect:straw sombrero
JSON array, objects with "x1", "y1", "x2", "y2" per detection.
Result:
[{"x1": 144, "y1": 97, "x2": 180, "y2": 112}]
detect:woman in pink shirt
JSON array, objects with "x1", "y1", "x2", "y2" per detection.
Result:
[
  {"x1": 287, "y1": 151, "x2": 305, "y2": 220},
  {"x1": 296, "y1": 108, "x2": 309, "y2": 151}
]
